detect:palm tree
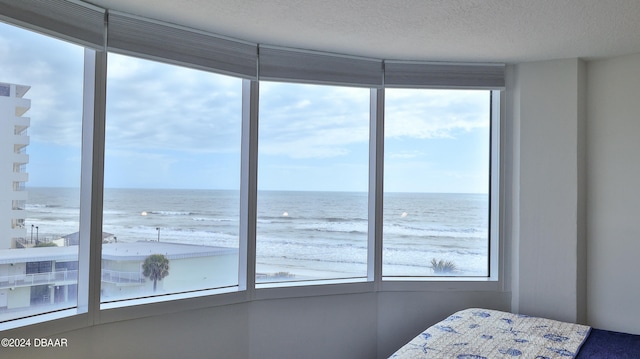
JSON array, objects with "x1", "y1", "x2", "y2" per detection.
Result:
[{"x1": 142, "y1": 254, "x2": 170, "y2": 292}]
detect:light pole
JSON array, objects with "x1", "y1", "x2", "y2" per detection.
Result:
[
  {"x1": 36, "y1": 226, "x2": 39, "y2": 243},
  {"x1": 156, "y1": 227, "x2": 160, "y2": 242},
  {"x1": 31, "y1": 224, "x2": 34, "y2": 244}
]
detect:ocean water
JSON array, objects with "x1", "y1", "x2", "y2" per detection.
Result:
[{"x1": 25, "y1": 187, "x2": 488, "y2": 279}]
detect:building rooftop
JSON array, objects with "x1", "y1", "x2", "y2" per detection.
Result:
[
  {"x1": 102, "y1": 241, "x2": 238, "y2": 261},
  {"x1": 0, "y1": 246, "x2": 77, "y2": 264},
  {"x1": 0, "y1": 82, "x2": 30, "y2": 98},
  {"x1": 0, "y1": 241, "x2": 237, "y2": 264}
]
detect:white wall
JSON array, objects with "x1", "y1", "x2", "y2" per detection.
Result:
[
  {"x1": 587, "y1": 52, "x2": 640, "y2": 335},
  {"x1": 508, "y1": 53, "x2": 640, "y2": 334},
  {"x1": 508, "y1": 58, "x2": 587, "y2": 324}
]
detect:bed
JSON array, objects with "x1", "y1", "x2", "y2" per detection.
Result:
[{"x1": 389, "y1": 308, "x2": 640, "y2": 358}]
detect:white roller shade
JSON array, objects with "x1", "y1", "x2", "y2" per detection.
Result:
[
  {"x1": 259, "y1": 46, "x2": 383, "y2": 87},
  {"x1": 384, "y1": 61, "x2": 505, "y2": 89},
  {"x1": 0, "y1": 0, "x2": 105, "y2": 49},
  {"x1": 107, "y1": 11, "x2": 258, "y2": 79}
]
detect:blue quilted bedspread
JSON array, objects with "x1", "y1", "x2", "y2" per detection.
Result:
[{"x1": 389, "y1": 308, "x2": 591, "y2": 359}]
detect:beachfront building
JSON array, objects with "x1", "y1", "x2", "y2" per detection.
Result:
[
  {"x1": 101, "y1": 241, "x2": 238, "y2": 301},
  {"x1": 0, "y1": 83, "x2": 30, "y2": 249},
  {"x1": 0, "y1": 241, "x2": 237, "y2": 318},
  {"x1": 0, "y1": 245, "x2": 77, "y2": 316}
]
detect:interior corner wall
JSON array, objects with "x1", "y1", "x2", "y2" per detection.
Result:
[
  {"x1": 509, "y1": 58, "x2": 586, "y2": 323},
  {"x1": 586, "y1": 52, "x2": 640, "y2": 335},
  {"x1": 575, "y1": 59, "x2": 588, "y2": 325}
]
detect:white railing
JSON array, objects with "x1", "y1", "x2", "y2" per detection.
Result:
[
  {"x1": 0, "y1": 270, "x2": 78, "y2": 289},
  {"x1": 101, "y1": 269, "x2": 144, "y2": 284},
  {"x1": 0, "y1": 269, "x2": 145, "y2": 289}
]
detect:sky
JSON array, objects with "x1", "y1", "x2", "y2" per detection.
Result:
[{"x1": 1, "y1": 21, "x2": 491, "y2": 193}]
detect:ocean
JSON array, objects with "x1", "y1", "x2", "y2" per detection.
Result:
[{"x1": 25, "y1": 187, "x2": 489, "y2": 280}]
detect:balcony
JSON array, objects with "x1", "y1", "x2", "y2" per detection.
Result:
[
  {"x1": 11, "y1": 172, "x2": 28, "y2": 183},
  {"x1": 12, "y1": 182, "x2": 26, "y2": 191},
  {"x1": 12, "y1": 116, "x2": 30, "y2": 128},
  {"x1": 12, "y1": 133, "x2": 30, "y2": 146},
  {"x1": 11, "y1": 200, "x2": 26, "y2": 211},
  {"x1": 11, "y1": 153, "x2": 29, "y2": 165},
  {"x1": 0, "y1": 270, "x2": 78, "y2": 290},
  {"x1": 14, "y1": 126, "x2": 28, "y2": 136},
  {"x1": 14, "y1": 97, "x2": 31, "y2": 116}
]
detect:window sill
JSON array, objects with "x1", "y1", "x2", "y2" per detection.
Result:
[
  {"x1": 380, "y1": 276, "x2": 502, "y2": 292},
  {"x1": 0, "y1": 276, "x2": 504, "y2": 334},
  {"x1": 0, "y1": 308, "x2": 87, "y2": 333},
  {"x1": 98, "y1": 286, "x2": 244, "y2": 324}
]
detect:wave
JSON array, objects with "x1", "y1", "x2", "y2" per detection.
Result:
[
  {"x1": 192, "y1": 217, "x2": 235, "y2": 223},
  {"x1": 24, "y1": 189, "x2": 490, "y2": 276},
  {"x1": 26, "y1": 204, "x2": 48, "y2": 209},
  {"x1": 258, "y1": 215, "x2": 366, "y2": 221},
  {"x1": 298, "y1": 222, "x2": 368, "y2": 235},
  {"x1": 149, "y1": 211, "x2": 192, "y2": 216},
  {"x1": 26, "y1": 204, "x2": 67, "y2": 211},
  {"x1": 383, "y1": 223, "x2": 487, "y2": 239}
]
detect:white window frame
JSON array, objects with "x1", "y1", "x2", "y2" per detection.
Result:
[{"x1": 0, "y1": 4, "x2": 505, "y2": 332}]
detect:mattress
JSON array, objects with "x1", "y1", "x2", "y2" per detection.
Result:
[{"x1": 389, "y1": 308, "x2": 640, "y2": 358}]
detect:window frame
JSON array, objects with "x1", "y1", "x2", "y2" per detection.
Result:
[
  {"x1": 0, "y1": 5, "x2": 505, "y2": 332},
  {"x1": 254, "y1": 80, "x2": 372, "y2": 284},
  {"x1": 0, "y1": 22, "x2": 90, "y2": 328},
  {"x1": 379, "y1": 88, "x2": 500, "y2": 281},
  {"x1": 98, "y1": 52, "x2": 244, "y2": 304}
]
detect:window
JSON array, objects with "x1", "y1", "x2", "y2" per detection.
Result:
[
  {"x1": 102, "y1": 53, "x2": 242, "y2": 303},
  {"x1": 26, "y1": 261, "x2": 53, "y2": 274},
  {"x1": 0, "y1": 21, "x2": 84, "y2": 322},
  {"x1": 383, "y1": 89, "x2": 492, "y2": 277},
  {"x1": 0, "y1": 3, "x2": 504, "y2": 330},
  {"x1": 256, "y1": 82, "x2": 370, "y2": 283}
]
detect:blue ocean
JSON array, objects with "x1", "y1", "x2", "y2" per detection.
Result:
[{"x1": 25, "y1": 187, "x2": 488, "y2": 279}]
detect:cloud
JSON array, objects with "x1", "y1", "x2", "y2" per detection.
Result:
[
  {"x1": 386, "y1": 150, "x2": 424, "y2": 159},
  {"x1": 3, "y1": 22, "x2": 490, "y2": 162},
  {"x1": 0, "y1": 23, "x2": 85, "y2": 147},
  {"x1": 258, "y1": 82, "x2": 370, "y2": 159},
  {"x1": 385, "y1": 88, "x2": 490, "y2": 139},
  {"x1": 106, "y1": 53, "x2": 243, "y2": 155},
  {"x1": 1, "y1": 21, "x2": 492, "y2": 192},
  {"x1": 258, "y1": 86, "x2": 491, "y2": 160}
]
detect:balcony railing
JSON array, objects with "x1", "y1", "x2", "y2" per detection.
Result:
[
  {"x1": 0, "y1": 269, "x2": 145, "y2": 289},
  {"x1": 101, "y1": 269, "x2": 144, "y2": 284},
  {"x1": 0, "y1": 270, "x2": 78, "y2": 290},
  {"x1": 14, "y1": 128, "x2": 28, "y2": 136}
]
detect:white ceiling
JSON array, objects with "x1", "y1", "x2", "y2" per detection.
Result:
[{"x1": 88, "y1": 0, "x2": 640, "y2": 63}]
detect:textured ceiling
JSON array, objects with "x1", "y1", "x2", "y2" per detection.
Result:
[{"x1": 88, "y1": 0, "x2": 640, "y2": 63}]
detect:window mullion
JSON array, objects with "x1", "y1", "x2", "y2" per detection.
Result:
[
  {"x1": 78, "y1": 48, "x2": 107, "y2": 324},
  {"x1": 489, "y1": 90, "x2": 502, "y2": 281},
  {"x1": 239, "y1": 79, "x2": 259, "y2": 295},
  {"x1": 368, "y1": 88, "x2": 384, "y2": 283}
]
